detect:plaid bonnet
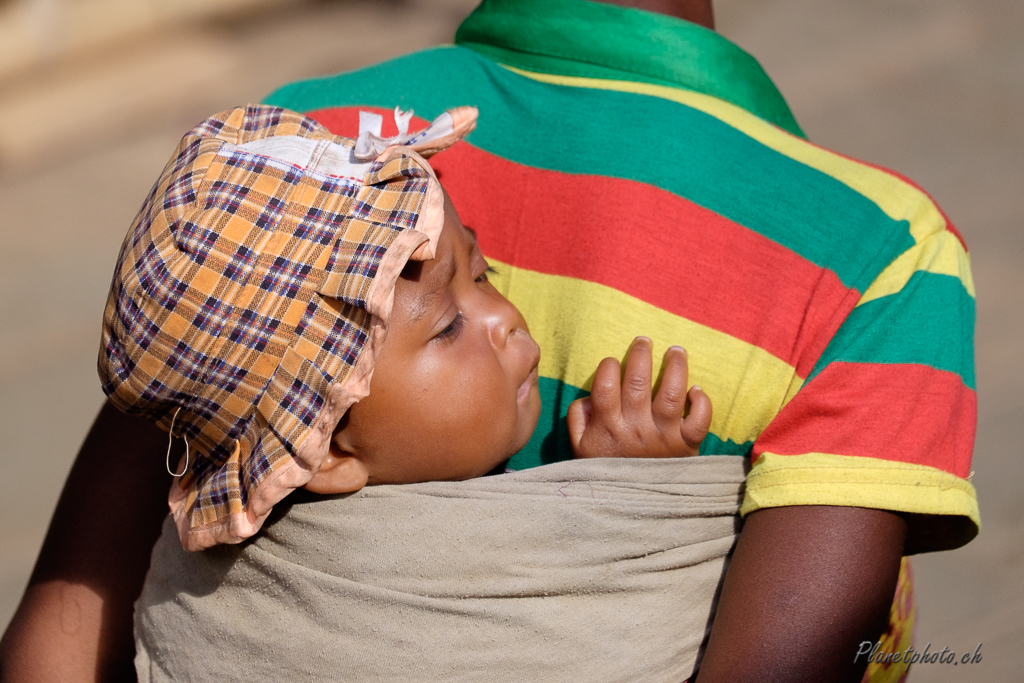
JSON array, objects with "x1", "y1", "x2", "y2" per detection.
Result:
[{"x1": 99, "y1": 104, "x2": 477, "y2": 550}]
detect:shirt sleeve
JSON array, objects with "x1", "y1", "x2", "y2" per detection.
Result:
[{"x1": 743, "y1": 221, "x2": 979, "y2": 554}]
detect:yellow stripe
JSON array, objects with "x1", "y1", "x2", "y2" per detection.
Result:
[
  {"x1": 742, "y1": 452, "x2": 981, "y2": 550},
  {"x1": 503, "y1": 65, "x2": 948, "y2": 245},
  {"x1": 859, "y1": 230, "x2": 975, "y2": 305},
  {"x1": 489, "y1": 259, "x2": 802, "y2": 447}
]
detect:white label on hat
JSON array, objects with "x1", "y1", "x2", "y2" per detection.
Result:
[{"x1": 226, "y1": 137, "x2": 372, "y2": 182}]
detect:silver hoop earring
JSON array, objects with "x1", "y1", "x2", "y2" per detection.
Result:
[{"x1": 166, "y1": 407, "x2": 190, "y2": 477}]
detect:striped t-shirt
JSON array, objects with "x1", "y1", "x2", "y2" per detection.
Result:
[{"x1": 266, "y1": 0, "x2": 978, "y2": 551}]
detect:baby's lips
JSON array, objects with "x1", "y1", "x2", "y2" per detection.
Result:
[
  {"x1": 523, "y1": 333, "x2": 541, "y2": 372},
  {"x1": 516, "y1": 345, "x2": 541, "y2": 403},
  {"x1": 512, "y1": 331, "x2": 541, "y2": 395}
]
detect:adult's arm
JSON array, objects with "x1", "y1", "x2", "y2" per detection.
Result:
[
  {"x1": 0, "y1": 401, "x2": 173, "y2": 683},
  {"x1": 695, "y1": 505, "x2": 907, "y2": 683}
]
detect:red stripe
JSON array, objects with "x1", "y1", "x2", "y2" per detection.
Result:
[
  {"x1": 310, "y1": 106, "x2": 854, "y2": 372},
  {"x1": 753, "y1": 362, "x2": 976, "y2": 478},
  {"x1": 804, "y1": 140, "x2": 968, "y2": 253},
  {"x1": 437, "y1": 144, "x2": 855, "y2": 373},
  {"x1": 311, "y1": 106, "x2": 966, "y2": 255}
]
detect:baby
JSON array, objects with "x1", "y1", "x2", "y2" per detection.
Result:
[
  {"x1": 305, "y1": 199, "x2": 712, "y2": 492},
  {"x1": 100, "y1": 103, "x2": 712, "y2": 551},
  {"x1": 103, "y1": 105, "x2": 744, "y2": 682}
]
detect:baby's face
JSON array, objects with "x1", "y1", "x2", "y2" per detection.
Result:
[{"x1": 330, "y1": 199, "x2": 541, "y2": 484}]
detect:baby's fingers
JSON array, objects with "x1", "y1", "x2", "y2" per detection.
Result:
[
  {"x1": 566, "y1": 397, "x2": 592, "y2": 453},
  {"x1": 621, "y1": 337, "x2": 653, "y2": 421},
  {"x1": 680, "y1": 386, "x2": 712, "y2": 449},
  {"x1": 589, "y1": 356, "x2": 622, "y2": 419},
  {"x1": 652, "y1": 345, "x2": 689, "y2": 430}
]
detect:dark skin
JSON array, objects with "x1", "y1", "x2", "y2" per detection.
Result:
[
  {"x1": 598, "y1": 0, "x2": 715, "y2": 29},
  {"x1": 1, "y1": 2, "x2": 906, "y2": 681},
  {"x1": 0, "y1": 403, "x2": 174, "y2": 682},
  {"x1": 698, "y1": 507, "x2": 905, "y2": 683}
]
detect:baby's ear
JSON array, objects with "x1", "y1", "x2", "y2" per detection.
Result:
[{"x1": 303, "y1": 442, "x2": 369, "y2": 494}]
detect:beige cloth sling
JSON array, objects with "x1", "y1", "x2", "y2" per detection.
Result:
[{"x1": 136, "y1": 456, "x2": 747, "y2": 683}]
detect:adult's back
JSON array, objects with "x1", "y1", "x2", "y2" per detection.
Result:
[
  {"x1": 268, "y1": 0, "x2": 977, "y2": 541},
  {"x1": 266, "y1": 3, "x2": 977, "y2": 681}
]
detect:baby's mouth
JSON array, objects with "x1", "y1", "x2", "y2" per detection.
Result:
[
  {"x1": 516, "y1": 340, "x2": 541, "y2": 403},
  {"x1": 517, "y1": 366, "x2": 539, "y2": 403}
]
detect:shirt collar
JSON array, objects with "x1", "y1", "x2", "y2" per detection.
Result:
[{"x1": 455, "y1": 0, "x2": 804, "y2": 137}]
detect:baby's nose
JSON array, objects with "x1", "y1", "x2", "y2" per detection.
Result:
[{"x1": 485, "y1": 293, "x2": 528, "y2": 348}]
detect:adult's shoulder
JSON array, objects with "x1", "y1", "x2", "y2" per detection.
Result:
[{"x1": 264, "y1": 45, "x2": 494, "y2": 116}]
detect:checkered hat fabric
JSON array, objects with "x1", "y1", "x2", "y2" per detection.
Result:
[{"x1": 99, "y1": 104, "x2": 476, "y2": 550}]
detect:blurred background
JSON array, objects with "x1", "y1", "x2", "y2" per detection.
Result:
[{"x1": 0, "y1": 0, "x2": 1020, "y2": 680}]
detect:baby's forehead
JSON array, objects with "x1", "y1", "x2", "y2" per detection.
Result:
[
  {"x1": 395, "y1": 221, "x2": 478, "y2": 321},
  {"x1": 405, "y1": 217, "x2": 478, "y2": 277}
]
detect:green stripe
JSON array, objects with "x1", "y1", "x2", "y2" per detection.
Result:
[
  {"x1": 701, "y1": 434, "x2": 754, "y2": 457},
  {"x1": 267, "y1": 48, "x2": 914, "y2": 292},
  {"x1": 456, "y1": 0, "x2": 804, "y2": 137},
  {"x1": 506, "y1": 377, "x2": 746, "y2": 470},
  {"x1": 807, "y1": 271, "x2": 976, "y2": 388}
]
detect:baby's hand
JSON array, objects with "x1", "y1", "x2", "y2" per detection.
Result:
[{"x1": 567, "y1": 337, "x2": 711, "y2": 459}]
